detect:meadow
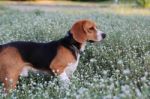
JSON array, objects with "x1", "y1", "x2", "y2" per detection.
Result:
[{"x1": 0, "y1": 4, "x2": 150, "y2": 99}]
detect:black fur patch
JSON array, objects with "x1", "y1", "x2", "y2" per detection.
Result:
[{"x1": 4, "y1": 41, "x2": 59, "y2": 72}]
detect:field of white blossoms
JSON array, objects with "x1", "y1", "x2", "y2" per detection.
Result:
[{"x1": 0, "y1": 4, "x2": 150, "y2": 99}]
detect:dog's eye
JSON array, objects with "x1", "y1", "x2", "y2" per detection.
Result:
[
  {"x1": 88, "y1": 27, "x2": 94, "y2": 33},
  {"x1": 89, "y1": 27, "x2": 94, "y2": 30}
]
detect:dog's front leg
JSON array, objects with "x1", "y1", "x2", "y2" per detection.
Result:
[{"x1": 58, "y1": 72, "x2": 70, "y2": 89}]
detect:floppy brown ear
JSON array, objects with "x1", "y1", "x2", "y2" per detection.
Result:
[{"x1": 70, "y1": 21, "x2": 87, "y2": 43}]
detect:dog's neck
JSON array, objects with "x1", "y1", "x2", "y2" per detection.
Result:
[
  {"x1": 61, "y1": 31, "x2": 86, "y2": 55},
  {"x1": 67, "y1": 31, "x2": 81, "y2": 50},
  {"x1": 67, "y1": 31, "x2": 86, "y2": 52}
]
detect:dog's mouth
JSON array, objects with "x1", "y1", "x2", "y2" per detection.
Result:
[
  {"x1": 88, "y1": 40, "x2": 95, "y2": 43},
  {"x1": 88, "y1": 38, "x2": 105, "y2": 43}
]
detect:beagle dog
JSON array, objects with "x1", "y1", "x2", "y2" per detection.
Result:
[{"x1": 0, "y1": 19, "x2": 106, "y2": 92}]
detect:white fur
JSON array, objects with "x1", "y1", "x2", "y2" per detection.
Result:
[
  {"x1": 65, "y1": 55, "x2": 80, "y2": 77},
  {"x1": 80, "y1": 43, "x2": 86, "y2": 52},
  {"x1": 58, "y1": 54, "x2": 80, "y2": 88},
  {"x1": 20, "y1": 66, "x2": 38, "y2": 77},
  {"x1": 58, "y1": 71, "x2": 70, "y2": 88},
  {"x1": 20, "y1": 67, "x2": 29, "y2": 77},
  {"x1": 58, "y1": 72, "x2": 70, "y2": 82},
  {"x1": 96, "y1": 29, "x2": 103, "y2": 41}
]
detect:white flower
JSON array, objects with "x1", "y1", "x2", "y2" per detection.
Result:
[
  {"x1": 90, "y1": 58, "x2": 97, "y2": 63},
  {"x1": 121, "y1": 85, "x2": 130, "y2": 95},
  {"x1": 109, "y1": 83, "x2": 114, "y2": 90},
  {"x1": 103, "y1": 70, "x2": 108, "y2": 75},
  {"x1": 117, "y1": 60, "x2": 123, "y2": 65},
  {"x1": 103, "y1": 94, "x2": 112, "y2": 99},
  {"x1": 135, "y1": 88, "x2": 142, "y2": 97},
  {"x1": 78, "y1": 87, "x2": 88, "y2": 94},
  {"x1": 123, "y1": 69, "x2": 130, "y2": 75}
]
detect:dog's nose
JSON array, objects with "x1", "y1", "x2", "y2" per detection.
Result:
[{"x1": 101, "y1": 33, "x2": 106, "y2": 39}]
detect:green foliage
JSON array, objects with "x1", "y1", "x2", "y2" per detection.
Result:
[
  {"x1": 136, "y1": 0, "x2": 150, "y2": 7},
  {"x1": 0, "y1": 8, "x2": 150, "y2": 98}
]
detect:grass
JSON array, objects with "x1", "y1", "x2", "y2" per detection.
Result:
[{"x1": 0, "y1": 5, "x2": 150, "y2": 99}]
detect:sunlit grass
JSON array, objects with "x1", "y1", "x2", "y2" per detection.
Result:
[{"x1": 111, "y1": 7, "x2": 150, "y2": 15}]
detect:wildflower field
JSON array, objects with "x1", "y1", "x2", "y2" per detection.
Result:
[{"x1": 0, "y1": 4, "x2": 150, "y2": 99}]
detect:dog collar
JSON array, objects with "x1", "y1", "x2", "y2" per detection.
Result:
[{"x1": 67, "y1": 31, "x2": 83, "y2": 54}]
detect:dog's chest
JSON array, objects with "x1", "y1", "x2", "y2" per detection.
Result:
[{"x1": 65, "y1": 55, "x2": 80, "y2": 77}]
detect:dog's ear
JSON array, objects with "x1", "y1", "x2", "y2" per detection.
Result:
[
  {"x1": 70, "y1": 20, "x2": 87, "y2": 43},
  {"x1": 82, "y1": 20, "x2": 96, "y2": 34}
]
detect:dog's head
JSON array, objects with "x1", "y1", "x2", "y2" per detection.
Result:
[{"x1": 70, "y1": 19, "x2": 106, "y2": 43}]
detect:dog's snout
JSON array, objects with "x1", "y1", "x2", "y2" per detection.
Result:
[{"x1": 101, "y1": 33, "x2": 106, "y2": 39}]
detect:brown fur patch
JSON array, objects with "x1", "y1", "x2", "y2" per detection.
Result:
[
  {"x1": 0, "y1": 47, "x2": 24, "y2": 92},
  {"x1": 50, "y1": 46, "x2": 76, "y2": 75},
  {"x1": 71, "y1": 20, "x2": 87, "y2": 43}
]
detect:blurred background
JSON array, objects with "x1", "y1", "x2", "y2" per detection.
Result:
[
  {"x1": 0, "y1": 0, "x2": 150, "y2": 15},
  {"x1": 0, "y1": 0, "x2": 150, "y2": 8}
]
